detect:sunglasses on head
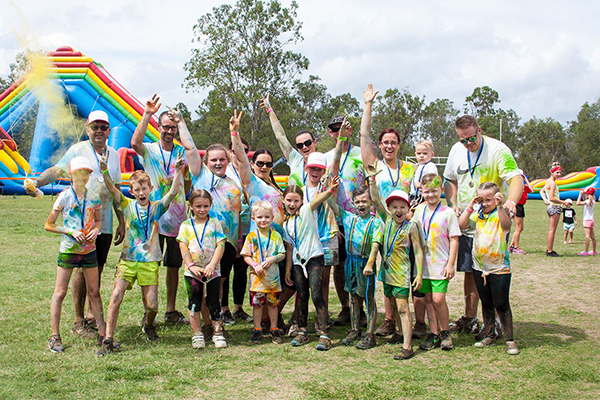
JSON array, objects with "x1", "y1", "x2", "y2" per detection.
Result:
[
  {"x1": 459, "y1": 135, "x2": 478, "y2": 145},
  {"x1": 255, "y1": 161, "x2": 273, "y2": 168},
  {"x1": 90, "y1": 123, "x2": 109, "y2": 132},
  {"x1": 296, "y1": 139, "x2": 313, "y2": 149}
]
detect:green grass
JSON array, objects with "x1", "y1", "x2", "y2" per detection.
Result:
[{"x1": 0, "y1": 196, "x2": 599, "y2": 399}]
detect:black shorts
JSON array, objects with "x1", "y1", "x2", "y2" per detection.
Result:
[
  {"x1": 159, "y1": 234, "x2": 183, "y2": 269},
  {"x1": 515, "y1": 203, "x2": 525, "y2": 218},
  {"x1": 457, "y1": 235, "x2": 474, "y2": 273},
  {"x1": 57, "y1": 251, "x2": 98, "y2": 269},
  {"x1": 96, "y1": 234, "x2": 113, "y2": 267},
  {"x1": 338, "y1": 224, "x2": 347, "y2": 263}
]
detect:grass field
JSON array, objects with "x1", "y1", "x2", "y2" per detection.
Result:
[{"x1": 0, "y1": 195, "x2": 599, "y2": 399}]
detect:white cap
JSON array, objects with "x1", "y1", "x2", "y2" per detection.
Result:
[
  {"x1": 69, "y1": 156, "x2": 94, "y2": 173},
  {"x1": 386, "y1": 189, "x2": 411, "y2": 207},
  {"x1": 87, "y1": 110, "x2": 110, "y2": 125},
  {"x1": 564, "y1": 198, "x2": 573, "y2": 204},
  {"x1": 305, "y1": 152, "x2": 327, "y2": 170}
]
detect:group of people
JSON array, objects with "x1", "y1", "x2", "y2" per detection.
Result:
[{"x1": 28, "y1": 84, "x2": 528, "y2": 359}]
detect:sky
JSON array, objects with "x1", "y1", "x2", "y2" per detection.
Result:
[{"x1": 1, "y1": 0, "x2": 599, "y2": 125}]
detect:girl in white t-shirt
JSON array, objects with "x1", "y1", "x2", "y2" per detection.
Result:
[
  {"x1": 283, "y1": 177, "x2": 339, "y2": 351},
  {"x1": 577, "y1": 187, "x2": 597, "y2": 256}
]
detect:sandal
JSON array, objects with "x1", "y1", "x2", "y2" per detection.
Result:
[
  {"x1": 316, "y1": 335, "x2": 332, "y2": 351},
  {"x1": 393, "y1": 347, "x2": 415, "y2": 360},
  {"x1": 192, "y1": 334, "x2": 205, "y2": 349},
  {"x1": 291, "y1": 330, "x2": 309, "y2": 347}
]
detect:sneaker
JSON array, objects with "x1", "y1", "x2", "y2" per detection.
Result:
[
  {"x1": 578, "y1": 251, "x2": 590, "y2": 256},
  {"x1": 464, "y1": 317, "x2": 480, "y2": 334},
  {"x1": 546, "y1": 250, "x2": 561, "y2": 257},
  {"x1": 474, "y1": 321, "x2": 501, "y2": 342},
  {"x1": 270, "y1": 329, "x2": 284, "y2": 344},
  {"x1": 71, "y1": 320, "x2": 96, "y2": 339},
  {"x1": 213, "y1": 333, "x2": 228, "y2": 348},
  {"x1": 291, "y1": 331, "x2": 309, "y2": 347},
  {"x1": 419, "y1": 333, "x2": 440, "y2": 351},
  {"x1": 48, "y1": 335, "x2": 64, "y2": 353},
  {"x1": 506, "y1": 340, "x2": 520, "y2": 355},
  {"x1": 412, "y1": 321, "x2": 427, "y2": 339},
  {"x1": 590, "y1": 251, "x2": 598, "y2": 256},
  {"x1": 83, "y1": 317, "x2": 98, "y2": 332},
  {"x1": 449, "y1": 316, "x2": 467, "y2": 333},
  {"x1": 512, "y1": 247, "x2": 526, "y2": 254},
  {"x1": 261, "y1": 318, "x2": 271, "y2": 337},
  {"x1": 316, "y1": 335, "x2": 332, "y2": 351},
  {"x1": 387, "y1": 332, "x2": 403, "y2": 344},
  {"x1": 287, "y1": 323, "x2": 301, "y2": 338},
  {"x1": 333, "y1": 307, "x2": 351, "y2": 326},
  {"x1": 97, "y1": 339, "x2": 114, "y2": 356},
  {"x1": 201, "y1": 324, "x2": 213, "y2": 341},
  {"x1": 375, "y1": 319, "x2": 396, "y2": 336},
  {"x1": 341, "y1": 329, "x2": 361, "y2": 346},
  {"x1": 440, "y1": 330, "x2": 453, "y2": 351},
  {"x1": 356, "y1": 333, "x2": 376, "y2": 350},
  {"x1": 233, "y1": 309, "x2": 254, "y2": 323},
  {"x1": 508, "y1": 246, "x2": 515, "y2": 253},
  {"x1": 220, "y1": 310, "x2": 235, "y2": 325},
  {"x1": 251, "y1": 329, "x2": 262, "y2": 345},
  {"x1": 142, "y1": 324, "x2": 160, "y2": 341},
  {"x1": 192, "y1": 334, "x2": 205, "y2": 349},
  {"x1": 393, "y1": 347, "x2": 415, "y2": 360},
  {"x1": 96, "y1": 335, "x2": 120, "y2": 349},
  {"x1": 474, "y1": 336, "x2": 496, "y2": 347},
  {"x1": 164, "y1": 310, "x2": 190, "y2": 325},
  {"x1": 359, "y1": 308, "x2": 367, "y2": 328}
]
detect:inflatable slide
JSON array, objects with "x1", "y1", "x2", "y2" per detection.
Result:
[{"x1": 528, "y1": 166, "x2": 600, "y2": 200}]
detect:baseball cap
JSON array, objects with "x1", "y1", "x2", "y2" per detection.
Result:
[
  {"x1": 585, "y1": 187, "x2": 596, "y2": 195},
  {"x1": 328, "y1": 115, "x2": 346, "y2": 129},
  {"x1": 87, "y1": 110, "x2": 110, "y2": 125},
  {"x1": 386, "y1": 190, "x2": 411, "y2": 207},
  {"x1": 69, "y1": 156, "x2": 94, "y2": 174},
  {"x1": 564, "y1": 198, "x2": 573, "y2": 204},
  {"x1": 305, "y1": 152, "x2": 327, "y2": 170}
]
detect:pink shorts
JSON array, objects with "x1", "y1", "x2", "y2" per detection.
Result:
[{"x1": 583, "y1": 220, "x2": 595, "y2": 229}]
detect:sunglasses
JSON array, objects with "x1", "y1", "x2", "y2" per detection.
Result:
[
  {"x1": 90, "y1": 123, "x2": 109, "y2": 132},
  {"x1": 255, "y1": 161, "x2": 273, "y2": 168},
  {"x1": 161, "y1": 125, "x2": 178, "y2": 132},
  {"x1": 296, "y1": 139, "x2": 313, "y2": 149},
  {"x1": 459, "y1": 135, "x2": 478, "y2": 145},
  {"x1": 330, "y1": 126, "x2": 341, "y2": 133}
]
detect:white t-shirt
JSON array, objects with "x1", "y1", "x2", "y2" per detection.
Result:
[
  {"x1": 284, "y1": 204, "x2": 324, "y2": 270},
  {"x1": 583, "y1": 198, "x2": 596, "y2": 221},
  {"x1": 287, "y1": 149, "x2": 307, "y2": 187},
  {"x1": 410, "y1": 161, "x2": 439, "y2": 195},
  {"x1": 324, "y1": 144, "x2": 365, "y2": 213}
]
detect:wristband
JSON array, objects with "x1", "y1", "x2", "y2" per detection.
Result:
[
  {"x1": 266, "y1": 108, "x2": 273, "y2": 114},
  {"x1": 101, "y1": 169, "x2": 109, "y2": 174},
  {"x1": 231, "y1": 131, "x2": 239, "y2": 136},
  {"x1": 328, "y1": 188, "x2": 337, "y2": 194},
  {"x1": 186, "y1": 262, "x2": 195, "y2": 269},
  {"x1": 466, "y1": 207, "x2": 474, "y2": 213},
  {"x1": 338, "y1": 136, "x2": 347, "y2": 141}
]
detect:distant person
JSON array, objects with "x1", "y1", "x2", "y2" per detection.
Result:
[
  {"x1": 562, "y1": 199, "x2": 577, "y2": 244},
  {"x1": 539, "y1": 164, "x2": 564, "y2": 257},
  {"x1": 509, "y1": 170, "x2": 533, "y2": 254},
  {"x1": 576, "y1": 187, "x2": 597, "y2": 256}
]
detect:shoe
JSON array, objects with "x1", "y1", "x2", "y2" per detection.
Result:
[
  {"x1": 387, "y1": 332, "x2": 403, "y2": 344},
  {"x1": 192, "y1": 334, "x2": 205, "y2": 349},
  {"x1": 71, "y1": 320, "x2": 96, "y2": 339},
  {"x1": 96, "y1": 335, "x2": 120, "y2": 349},
  {"x1": 201, "y1": 324, "x2": 213, "y2": 341},
  {"x1": 375, "y1": 319, "x2": 396, "y2": 336},
  {"x1": 393, "y1": 347, "x2": 415, "y2": 360},
  {"x1": 233, "y1": 309, "x2": 254, "y2": 323},
  {"x1": 506, "y1": 340, "x2": 519, "y2": 355},
  {"x1": 83, "y1": 317, "x2": 98, "y2": 332},
  {"x1": 164, "y1": 310, "x2": 190, "y2": 325},
  {"x1": 563, "y1": 241, "x2": 567, "y2": 244},
  {"x1": 97, "y1": 339, "x2": 114, "y2": 356},
  {"x1": 474, "y1": 336, "x2": 496, "y2": 347},
  {"x1": 419, "y1": 333, "x2": 440, "y2": 351},
  {"x1": 287, "y1": 323, "x2": 301, "y2": 337},
  {"x1": 341, "y1": 329, "x2": 361, "y2": 346},
  {"x1": 291, "y1": 331, "x2": 309, "y2": 347},
  {"x1": 356, "y1": 333, "x2": 376, "y2": 350},
  {"x1": 213, "y1": 333, "x2": 228, "y2": 348},
  {"x1": 316, "y1": 335, "x2": 332, "y2": 351},
  {"x1": 48, "y1": 335, "x2": 64, "y2": 353},
  {"x1": 440, "y1": 330, "x2": 453, "y2": 351},
  {"x1": 412, "y1": 321, "x2": 427, "y2": 339},
  {"x1": 464, "y1": 317, "x2": 480, "y2": 334},
  {"x1": 512, "y1": 247, "x2": 526, "y2": 254},
  {"x1": 449, "y1": 316, "x2": 466, "y2": 333},
  {"x1": 546, "y1": 251, "x2": 561, "y2": 257},
  {"x1": 251, "y1": 329, "x2": 262, "y2": 344},
  {"x1": 578, "y1": 251, "x2": 590, "y2": 256},
  {"x1": 359, "y1": 308, "x2": 367, "y2": 328},
  {"x1": 590, "y1": 251, "x2": 598, "y2": 256},
  {"x1": 142, "y1": 324, "x2": 160, "y2": 341},
  {"x1": 333, "y1": 307, "x2": 351, "y2": 326},
  {"x1": 220, "y1": 310, "x2": 236, "y2": 325},
  {"x1": 270, "y1": 329, "x2": 284, "y2": 344},
  {"x1": 508, "y1": 246, "x2": 515, "y2": 253}
]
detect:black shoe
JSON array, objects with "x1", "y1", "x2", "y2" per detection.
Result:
[
  {"x1": 412, "y1": 321, "x2": 427, "y2": 339},
  {"x1": 164, "y1": 310, "x2": 189, "y2": 325},
  {"x1": 233, "y1": 309, "x2": 253, "y2": 323},
  {"x1": 546, "y1": 250, "x2": 561, "y2": 257},
  {"x1": 142, "y1": 324, "x2": 160, "y2": 341},
  {"x1": 419, "y1": 333, "x2": 441, "y2": 351},
  {"x1": 97, "y1": 339, "x2": 114, "y2": 356},
  {"x1": 251, "y1": 329, "x2": 262, "y2": 344},
  {"x1": 220, "y1": 310, "x2": 235, "y2": 325},
  {"x1": 387, "y1": 332, "x2": 403, "y2": 344},
  {"x1": 270, "y1": 329, "x2": 284, "y2": 344},
  {"x1": 341, "y1": 329, "x2": 361, "y2": 346},
  {"x1": 356, "y1": 333, "x2": 376, "y2": 350},
  {"x1": 333, "y1": 307, "x2": 351, "y2": 326}
]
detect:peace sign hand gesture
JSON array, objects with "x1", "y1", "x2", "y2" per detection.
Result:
[{"x1": 229, "y1": 110, "x2": 243, "y2": 133}]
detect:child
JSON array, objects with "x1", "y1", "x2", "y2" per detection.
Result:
[
  {"x1": 562, "y1": 198, "x2": 577, "y2": 244},
  {"x1": 369, "y1": 181, "x2": 424, "y2": 360},
  {"x1": 97, "y1": 156, "x2": 184, "y2": 356},
  {"x1": 410, "y1": 140, "x2": 438, "y2": 208},
  {"x1": 241, "y1": 201, "x2": 286, "y2": 344},
  {"x1": 45, "y1": 156, "x2": 106, "y2": 353},
  {"x1": 577, "y1": 187, "x2": 597, "y2": 256},
  {"x1": 177, "y1": 190, "x2": 228, "y2": 349},
  {"x1": 458, "y1": 182, "x2": 518, "y2": 355},
  {"x1": 412, "y1": 174, "x2": 461, "y2": 351},
  {"x1": 283, "y1": 177, "x2": 339, "y2": 351}
]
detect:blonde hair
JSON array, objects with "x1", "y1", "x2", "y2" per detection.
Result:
[
  {"x1": 421, "y1": 173, "x2": 442, "y2": 189},
  {"x1": 129, "y1": 170, "x2": 151, "y2": 187},
  {"x1": 251, "y1": 200, "x2": 274, "y2": 217},
  {"x1": 415, "y1": 140, "x2": 434, "y2": 153}
]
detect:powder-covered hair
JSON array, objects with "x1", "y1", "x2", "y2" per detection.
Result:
[
  {"x1": 421, "y1": 173, "x2": 442, "y2": 189},
  {"x1": 352, "y1": 184, "x2": 370, "y2": 199},
  {"x1": 204, "y1": 144, "x2": 231, "y2": 165},
  {"x1": 129, "y1": 170, "x2": 151, "y2": 187}
]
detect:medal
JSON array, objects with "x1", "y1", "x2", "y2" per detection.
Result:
[
  {"x1": 136, "y1": 202, "x2": 152, "y2": 251},
  {"x1": 469, "y1": 181, "x2": 474, "y2": 188},
  {"x1": 295, "y1": 254, "x2": 300, "y2": 261},
  {"x1": 98, "y1": 176, "x2": 104, "y2": 183},
  {"x1": 191, "y1": 217, "x2": 210, "y2": 261},
  {"x1": 143, "y1": 243, "x2": 150, "y2": 251}
]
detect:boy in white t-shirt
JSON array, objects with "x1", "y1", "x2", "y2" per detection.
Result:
[{"x1": 410, "y1": 140, "x2": 438, "y2": 208}]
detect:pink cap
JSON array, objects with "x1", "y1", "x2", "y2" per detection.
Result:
[
  {"x1": 87, "y1": 110, "x2": 110, "y2": 125},
  {"x1": 69, "y1": 156, "x2": 94, "y2": 173},
  {"x1": 386, "y1": 189, "x2": 411, "y2": 207},
  {"x1": 305, "y1": 152, "x2": 327, "y2": 170}
]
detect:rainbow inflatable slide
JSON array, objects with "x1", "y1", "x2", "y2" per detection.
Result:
[{"x1": 528, "y1": 166, "x2": 600, "y2": 200}]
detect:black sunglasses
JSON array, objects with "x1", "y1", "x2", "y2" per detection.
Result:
[
  {"x1": 90, "y1": 123, "x2": 109, "y2": 132},
  {"x1": 296, "y1": 139, "x2": 313, "y2": 149},
  {"x1": 255, "y1": 161, "x2": 273, "y2": 168},
  {"x1": 330, "y1": 126, "x2": 341, "y2": 133}
]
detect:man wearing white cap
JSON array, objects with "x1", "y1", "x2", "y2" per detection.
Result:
[{"x1": 25, "y1": 109, "x2": 125, "y2": 337}]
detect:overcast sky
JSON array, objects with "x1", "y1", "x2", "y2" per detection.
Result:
[{"x1": 1, "y1": 0, "x2": 599, "y2": 125}]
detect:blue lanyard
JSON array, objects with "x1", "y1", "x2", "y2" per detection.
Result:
[
  {"x1": 412, "y1": 161, "x2": 431, "y2": 192},
  {"x1": 285, "y1": 215, "x2": 299, "y2": 249},
  {"x1": 421, "y1": 202, "x2": 441, "y2": 242},
  {"x1": 88, "y1": 141, "x2": 107, "y2": 171},
  {"x1": 339, "y1": 144, "x2": 352, "y2": 178},
  {"x1": 302, "y1": 160, "x2": 307, "y2": 185},
  {"x1": 256, "y1": 229, "x2": 272, "y2": 263},
  {"x1": 305, "y1": 183, "x2": 321, "y2": 203},
  {"x1": 467, "y1": 139, "x2": 485, "y2": 179},
  {"x1": 385, "y1": 220, "x2": 407, "y2": 260},
  {"x1": 231, "y1": 164, "x2": 240, "y2": 181},
  {"x1": 478, "y1": 206, "x2": 497, "y2": 220},
  {"x1": 159, "y1": 143, "x2": 174, "y2": 176},
  {"x1": 191, "y1": 217, "x2": 210, "y2": 250},
  {"x1": 349, "y1": 216, "x2": 374, "y2": 255},
  {"x1": 386, "y1": 159, "x2": 400, "y2": 187},
  {"x1": 71, "y1": 187, "x2": 86, "y2": 229},
  {"x1": 135, "y1": 202, "x2": 152, "y2": 242},
  {"x1": 209, "y1": 173, "x2": 218, "y2": 191}
]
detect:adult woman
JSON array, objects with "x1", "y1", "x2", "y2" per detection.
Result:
[
  {"x1": 509, "y1": 170, "x2": 533, "y2": 254},
  {"x1": 540, "y1": 163, "x2": 564, "y2": 257}
]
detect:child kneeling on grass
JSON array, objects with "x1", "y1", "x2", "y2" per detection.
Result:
[
  {"x1": 241, "y1": 201, "x2": 286, "y2": 344},
  {"x1": 97, "y1": 157, "x2": 184, "y2": 356},
  {"x1": 458, "y1": 182, "x2": 519, "y2": 355},
  {"x1": 177, "y1": 189, "x2": 228, "y2": 349},
  {"x1": 45, "y1": 156, "x2": 106, "y2": 353}
]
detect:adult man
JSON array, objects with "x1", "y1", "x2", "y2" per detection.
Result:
[
  {"x1": 443, "y1": 115, "x2": 523, "y2": 334},
  {"x1": 131, "y1": 95, "x2": 195, "y2": 325},
  {"x1": 25, "y1": 110, "x2": 125, "y2": 336}
]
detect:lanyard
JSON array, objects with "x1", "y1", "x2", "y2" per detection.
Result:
[
  {"x1": 385, "y1": 220, "x2": 407, "y2": 260},
  {"x1": 88, "y1": 141, "x2": 108, "y2": 171},
  {"x1": 209, "y1": 173, "x2": 219, "y2": 192},
  {"x1": 348, "y1": 216, "x2": 374, "y2": 255},
  {"x1": 135, "y1": 202, "x2": 152, "y2": 242},
  {"x1": 467, "y1": 139, "x2": 485, "y2": 180},
  {"x1": 412, "y1": 161, "x2": 431, "y2": 192},
  {"x1": 305, "y1": 183, "x2": 321, "y2": 203},
  {"x1": 71, "y1": 187, "x2": 87, "y2": 229},
  {"x1": 386, "y1": 159, "x2": 400, "y2": 187},
  {"x1": 339, "y1": 144, "x2": 352, "y2": 178},
  {"x1": 478, "y1": 206, "x2": 497, "y2": 220},
  {"x1": 159, "y1": 142, "x2": 174, "y2": 176},
  {"x1": 256, "y1": 229, "x2": 272, "y2": 263},
  {"x1": 421, "y1": 202, "x2": 441, "y2": 242},
  {"x1": 191, "y1": 217, "x2": 210, "y2": 250},
  {"x1": 285, "y1": 215, "x2": 299, "y2": 249},
  {"x1": 231, "y1": 164, "x2": 240, "y2": 181}
]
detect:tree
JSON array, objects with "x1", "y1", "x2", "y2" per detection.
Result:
[
  {"x1": 515, "y1": 117, "x2": 566, "y2": 179},
  {"x1": 464, "y1": 86, "x2": 500, "y2": 118},
  {"x1": 183, "y1": 0, "x2": 309, "y2": 142},
  {"x1": 421, "y1": 98, "x2": 459, "y2": 156},
  {"x1": 569, "y1": 100, "x2": 600, "y2": 172}
]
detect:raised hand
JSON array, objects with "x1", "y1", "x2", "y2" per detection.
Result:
[
  {"x1": 99, "y1": 155, "x2": 108, "y2": 172},
  {"x1": 144, "y1": 94, "x2": 161, "y2": 116},
  {"x1": 260, "y1": 94, "x2": 272, "y2": 110},
  {"x1": 494, "y1": 192, "x2": 504, "y2": 206},
  {"x1": 229, "y1": 109, "x2": 243, "y2": 133},
  {"x1": 174, "y1": 155, "x2": 186, "y2": 170},
  {"x1": 365, "y1": 162, "x2": 381, "y2": 179},
  {"x1": 166, "y1": 106, "x2": 181, "y2": 124},
  {"x1": 339, "y1": 116, "x2": 351, "y2": 140},
  {"x1": 363, "y1": 84, "x2": 379, "y2": 104}
]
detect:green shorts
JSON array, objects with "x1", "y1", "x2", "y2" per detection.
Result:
[
  {"x1": 419, "y1": 279, "x2": 449, "y2": 294},
  {"x1": 115, "y1": 260, "x2": 159, "y2": 289},
  {"x1": 383, "y1": 283, "x2": 409, "y2": 299}
]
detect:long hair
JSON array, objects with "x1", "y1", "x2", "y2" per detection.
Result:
[
  {"x1": 282, "y1": 184, "x2": 304, "y2": 219},
  {"x1": 252, "y1": 148, "x2": 282, "y2": 192},
  {"x1": 188, "y1": 189, "x2": 212, "y2": 216}
]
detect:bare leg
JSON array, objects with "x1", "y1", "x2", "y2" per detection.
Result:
[
  {"x1": 591, "y1": 229, "x2": 597, "y2": 253},
  {"x1": 511, "y1": 217, "x2": 524, "y2": 248},
  {"x1": 141, "y1": 285, "x2": 159, "y2": 326},
  {"x1": 253, "y1": 306, "x2": 263, "y2": 330},
  {"x1": 333, "y1": 263, "x2": 350, "y2": 308},
  {"x1": 424, "y1": 293, "x2": 439, "y2": 334},
  {"x1": 165, "y1": 267, "x2": 179, "y2": 313},
  {"x1": 268, "y1": 305, "x2": 279, "y2": 330},
  {"x1": 84, "y1": 264, "x2": 104, "y2": 319},
  {"x1": 351, "y1": 294, "x2": 362, "y2": 331},
  {"x1": 432, "y1": 292, "x2": 450, "y2": 331},
  {"x1": 384, "y1": 296, "x2": 393, "y2": 320},
  {"x1": 71, "y1": 268, "x2": 86, "y2": 323},
  {"x1": 547, "y1": 214, "x2": 560, "y2": 252},
  {"x1": 585, "y1": 227, "x2": 591, "y2": 252},
  {"x1": 104, "y1": 279, "x2": 129, "y2": 339},
  {"x1": 82, "y1": 267, "x2": 106, "y2": 337},
  {"x1": 564, "y1": 230, "x2": 568, "y2": 243},
  {"x1": 50, "y1": 267, "x2": 74, "y2": 336},
  {"x1": 464, "y1": 272, "x2": 479, "y2": 319},
  {"x1": 413, "y1": 296, "x2": 426, "y2": 324}
]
